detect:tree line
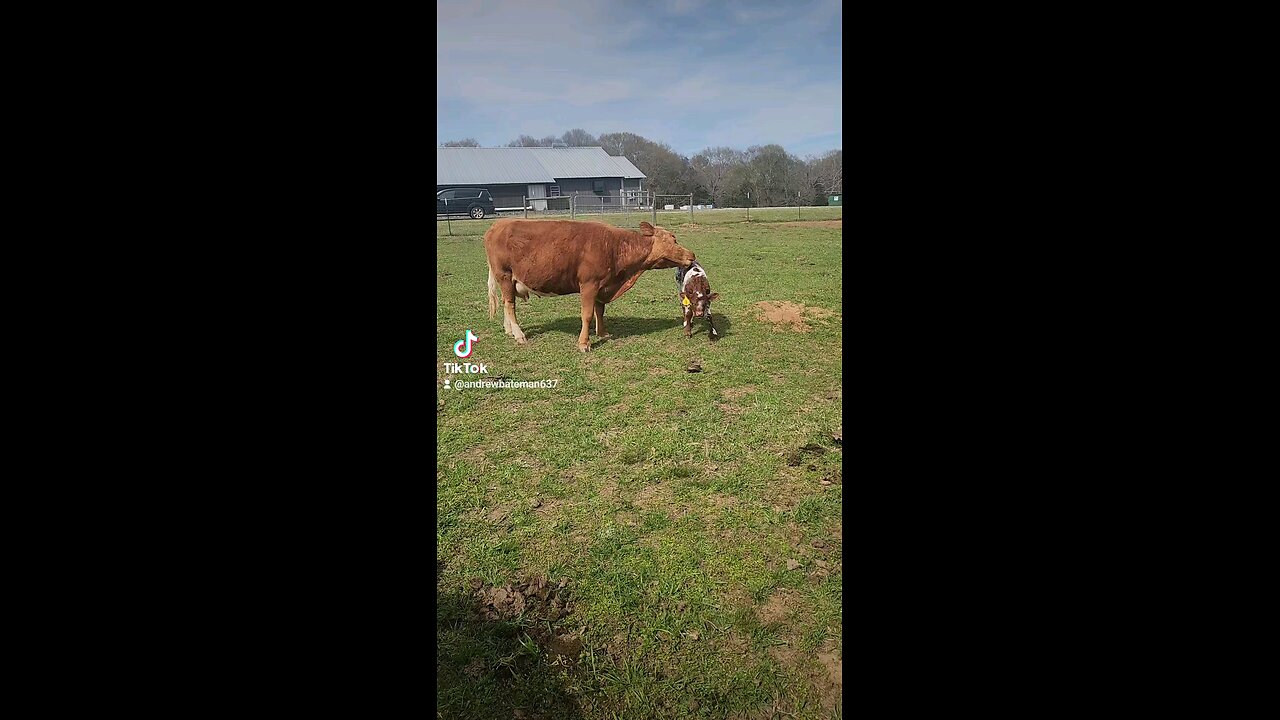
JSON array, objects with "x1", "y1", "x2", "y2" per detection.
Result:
[{"x1": 439, "y1": 129, "x2": 841, "y2": 207}]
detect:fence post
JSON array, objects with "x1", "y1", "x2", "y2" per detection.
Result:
[
  {"x1": 652, "y1": 191, "x2": 656, "y2": 225},
  {"x1": 571, "y1": 193, "x2": 576, "y2": 220},
  {"x1": 524, "y1": 197, "x2": 528, "y2": 219},
  {"x1": 447, "y1": 216, "x2": 452, "y2": 236},
  {"x1": 798, "y1": 192, "x2": 802, "y2": 221},
  {"x1": 689, "y1": 194, "x2": 693, "y2": 223}
]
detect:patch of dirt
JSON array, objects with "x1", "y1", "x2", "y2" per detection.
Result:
[
  {"x1": 816, "y1": 639, "x2": 843, "y2": 712},
  {"x1": 716, "y1": 402, "x2": 748, "y2": 416},
  {"x1": 707, "y1": 493, "x2": 738, "y2": 511},
  {"x1": 633, "y1": 482, "x2": 677, "y2": 513},
  {"x1": 720, "y1": 629, "x2": 750, "y2": 656},
  {"x1": 595, "y1": 480, "x2": 620, "y2": 501},
  {"x1": 752, "y1": 301, "x2": 838, "y2": 332},
  {"x1": 758, "y1": 588, "x2": 802, "y2": 626},
  {"x1": 532, "y1": 499, "x2": 560, "y2": 517},
  {"x1": 455, "y1": 445, "x2": 489, "y2": 468},
  {"x1": 545, "y1": 633, "x2": 584, "y2": 659},
  {"x1": 471, "y1": 575, "x2": 584, "y2": 665},
  {"x1": 768, "y1": 640, "x2": 802, "y2": 668},
  {"x1": 722, "y1": 385, "x2": 757, "y2": 400}
]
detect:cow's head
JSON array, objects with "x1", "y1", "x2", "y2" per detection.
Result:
[
  {"x1": 641, "y1": 222, "x2": 696, "y2": 269},
  {"x1": 681, "y1": 275, "x2": 719, "y2": 318}
]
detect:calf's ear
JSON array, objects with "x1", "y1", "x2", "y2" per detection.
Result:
[
  {"x1": 709, "y1": 293, "x2": 720, "y2": 302},
  {"x1": 640, "y1": 221, "x2": 655, "y2": 236}
]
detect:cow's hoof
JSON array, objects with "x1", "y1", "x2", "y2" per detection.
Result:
[
  {"x1": 516, "y1": 337, "x2": 528, "y2": 345},
  {"x1": 578, "y1": 344, "x2": 591, "y2": 353},
  {"x1": 596, "y1": 333, "x2": 611, "y2": 340}
]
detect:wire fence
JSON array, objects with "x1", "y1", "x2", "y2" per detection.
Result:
[{"x1": 437, "y1": 191, "x2": 841, "y2": 237}]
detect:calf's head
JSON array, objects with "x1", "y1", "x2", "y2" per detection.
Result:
[
  {"x1": 641, "y1": 221, "x2": 696, "y2": 269},
  {"x1": 681, "y1": 275, "x2": 719, "y2": 318}
]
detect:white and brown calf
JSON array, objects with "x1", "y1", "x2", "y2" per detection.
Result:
[{"x1": 678, "y1": 262, "x2": 719, "y2": 340}]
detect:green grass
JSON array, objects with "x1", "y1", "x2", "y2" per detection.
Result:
[{"x1": 438, "y1": 217, "x2": 843, "y2": 719}]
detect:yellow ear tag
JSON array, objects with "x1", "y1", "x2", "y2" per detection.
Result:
[{"x1": 682, "y1": 297, "x2": 690, "y2": 306}]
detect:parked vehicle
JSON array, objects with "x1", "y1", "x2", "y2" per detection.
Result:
[{"x1": 437, "y1": 188, "x2": 496, "y2": 219}]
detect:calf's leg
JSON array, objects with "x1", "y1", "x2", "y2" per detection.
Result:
[{"x1": 706, "y1": 312, "x2": 719, "y2": 341}]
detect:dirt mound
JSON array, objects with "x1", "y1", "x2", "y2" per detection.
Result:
[
  {"x1": 753, "y1": 301, "x2": 837, "y2": 332},
  {"x1": 470, "y1": 575, "x2": 583, "y2": 662},
  {"x1": 473, "y1": 574, "x2": 573, "y2": 622}
]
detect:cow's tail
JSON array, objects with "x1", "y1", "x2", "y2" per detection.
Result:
[{"x1": 486, "y1": 263, "x2": 498, "y2": 319}]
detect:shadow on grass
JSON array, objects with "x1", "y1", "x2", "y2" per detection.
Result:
[
  {"x1": 437, "y1": 584, "x2": 584, "y2": 720},
  {"x1": 687, "y1": 311, "x2": 733, "y2": 341},
  {"x1": 520, "y1": 312, "x2": 734, "y2": 346}
]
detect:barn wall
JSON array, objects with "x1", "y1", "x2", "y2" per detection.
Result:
[
  {"x1": 438, "y1": 177, "x2": 646, "y2": 210},
  {"x1": 555, "y1": 177, "x2": 645, "y2": 205}
]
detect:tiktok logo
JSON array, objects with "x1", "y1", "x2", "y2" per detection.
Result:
[{"x1": 453, "y1": 330, "x2": 478, "y2": 358}]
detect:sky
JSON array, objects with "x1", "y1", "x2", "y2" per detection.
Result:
[{"x1": 436, "y1": 0, "x2": 841, "y2": 159}]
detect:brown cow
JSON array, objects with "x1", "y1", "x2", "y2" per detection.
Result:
[{"x1": 484, "y1": 219, "x2": 696, "y2": 351}]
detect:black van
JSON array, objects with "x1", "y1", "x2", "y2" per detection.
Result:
[{"x1": 437, "y1": 188, "x2": 496, "y2": 219}]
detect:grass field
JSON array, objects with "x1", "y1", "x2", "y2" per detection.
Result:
[{"x1": 437, "y1": 214, "x2": 843, "y2": 719}]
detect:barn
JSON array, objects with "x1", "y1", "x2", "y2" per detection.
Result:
[{"x1": 437, "y1": 147, "x2": 646, "y2": 212}]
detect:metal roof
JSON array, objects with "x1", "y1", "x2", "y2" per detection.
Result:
[
  {"x1": 436, "y1": 148, "x2": 553, "y2": 185},
  {"x1": 437, "y1": 147, "x2": 646, "y2": 185},
  {"x1": 608, "y1": 154, "x2": 646, "y2": 179}
]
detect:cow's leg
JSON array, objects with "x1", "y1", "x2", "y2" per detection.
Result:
[
  {"x1": 498, "y1": 273, "x2": 527, "y2": 344},
  {"x1": 683, "y1": 307, "x2": 693, "y2": 338},
  {"x1": 706, "y1": 312, "x2": 718, "y2": 341},
  {"x1": 594, "y1": 301, "x2": 609, "y2": 339},
  {"x1": 577, "y1": 285, "x2": 598, "y2": 352}
]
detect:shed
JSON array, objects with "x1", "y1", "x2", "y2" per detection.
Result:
[{"x1": 437, "y1": 147, "x2": 646, "y2": 211}]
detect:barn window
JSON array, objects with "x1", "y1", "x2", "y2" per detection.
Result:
[
  {"x1": 593, "y1": 180, "x2": 605, "y2": 194},
  {"x1": 549, "y1": 185, "x2": 560, "y2": 197}
]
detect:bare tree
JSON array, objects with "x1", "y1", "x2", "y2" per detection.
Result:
[
  {"x1": 813, "y1": 150, "x2": 842, "y2": 193},
  {"x1": 440, "y1": 138, "x2": 480, "y2": 147},
  {"x1": 691, "y1": 147, "x2": 743, "y2": 207},
  {"x1": 506, "y1": 135, "x2": 540, "y2": 147},
  {"x1": 746, "y1": 144, "x2": 797, "y2": 206},
  {"x1": 560, "y1": 128, "x2": 597, "y2": 146}
]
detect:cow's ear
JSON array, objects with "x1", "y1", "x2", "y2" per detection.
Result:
[
  {"x1": 640, "y1": 221, "x2": 655, "y2": 236},
  {"x1": 709, "y1": 293, "x2": 719, "y2": 302}
]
